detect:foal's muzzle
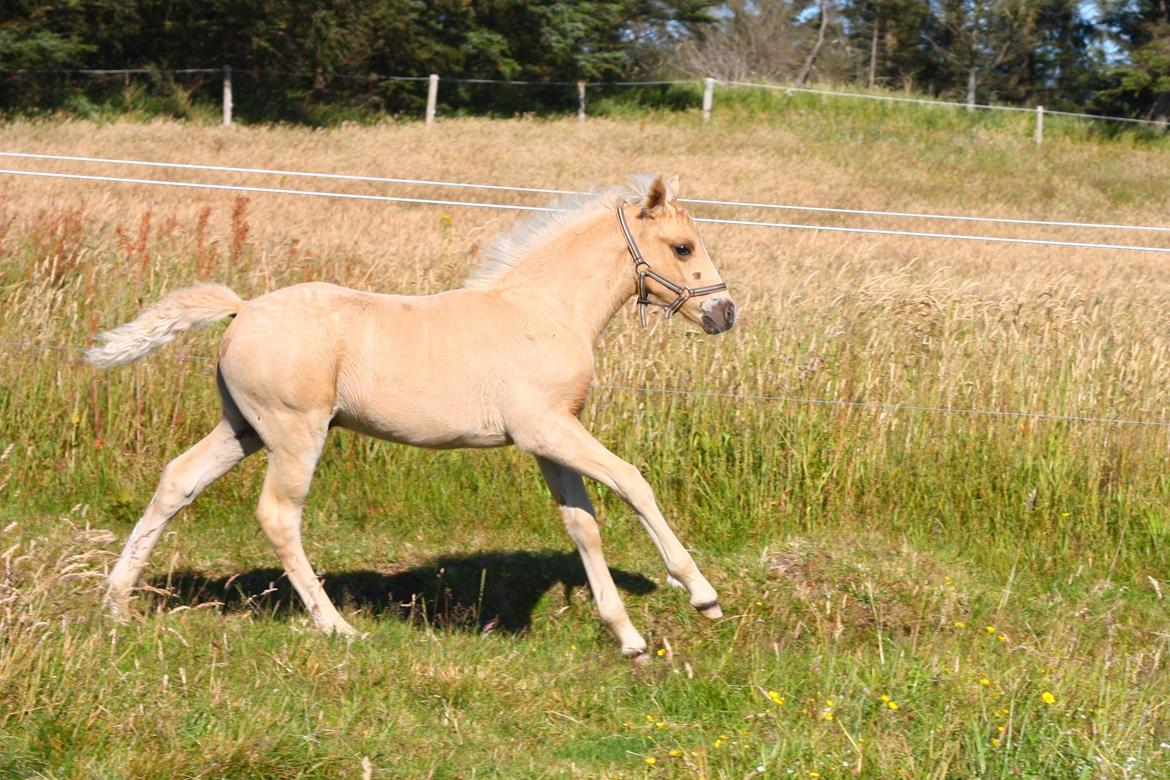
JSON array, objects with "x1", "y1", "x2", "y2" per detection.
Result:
[{"x1": 700, "y1": 298, "x2": 736, "y2": 334}]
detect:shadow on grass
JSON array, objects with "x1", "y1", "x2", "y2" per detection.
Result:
[{"x1": 147, "y1": 549, "x2": 656, "y2": 634}]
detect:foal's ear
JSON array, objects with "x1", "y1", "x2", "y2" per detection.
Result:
[{"x1": 640, "y1": 174, "x2": 679, "y2": 218}]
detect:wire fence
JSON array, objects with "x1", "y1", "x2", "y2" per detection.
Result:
[
  {"x1": 2, "y1": 161, "x2": 1168, "y2": 254},
  {"x1": 6, "y1": 151, "x2": 1170, "y2": 236},
  {"x1": 2, "y1": 67, "x2": 1164, "y2": 136}
]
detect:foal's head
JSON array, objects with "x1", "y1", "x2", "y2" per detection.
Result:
[{"x1": 622, "y1": 175, "x2": 736, "y2": 334}]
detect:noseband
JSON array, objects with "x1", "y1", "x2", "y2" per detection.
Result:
[{"x1": 617, "y1": 204, "x2": 728, "y2": 327}]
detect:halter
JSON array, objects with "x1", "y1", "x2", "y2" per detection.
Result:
[{"x1": 617, "y1": 203, "x2": 728, "y2": 327}]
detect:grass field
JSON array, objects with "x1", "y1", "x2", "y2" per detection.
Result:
[{"x1": 1, "y1": 105, "x2": 1169, "y2": 778}]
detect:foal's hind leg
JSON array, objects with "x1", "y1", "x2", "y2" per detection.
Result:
[
  {"x1": 106, "y1": 419, "x2": 260, "y2": 616},
  {"x1": 538, "y1": 457, "x2": 647, "y2": 657},
  {"x1": 253, "y1": 415, "x2": 356, "y2": 636}
]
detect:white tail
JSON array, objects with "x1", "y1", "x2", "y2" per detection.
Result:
[{"x1": 85, "y1": 283, "x2": 243, "y2": 368}]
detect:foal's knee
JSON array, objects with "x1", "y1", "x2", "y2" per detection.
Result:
[
  {"x1": 154, "y1": 460, "x2": 198, "y2": 514},
  {"x1": 615, "y1": 464, "x2": 656, "y2": 509},
  {"x1": 561, "y1": 507, "x2": 600, "y2": 545}
]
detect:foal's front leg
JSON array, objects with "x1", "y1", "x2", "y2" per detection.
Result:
[
  {"x1": 537, "y1": 457, "x2": 647, "y2": 657},
  {"x1": 517, "y1": 415, "x2": 722, "y2": 620}
]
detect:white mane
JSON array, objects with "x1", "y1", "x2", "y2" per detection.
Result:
[{"x1": 462, "y1": 175, "x2": 659, "y2": 289}]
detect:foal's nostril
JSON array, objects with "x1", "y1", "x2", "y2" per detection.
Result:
[{"x1": 724, "y1": 302, "x2": 736, "y2": 327}]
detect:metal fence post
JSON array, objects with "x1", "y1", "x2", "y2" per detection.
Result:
[
  {"x1": 578, "y1": 80, "x2": 587, "y2": 124},
  {"x1": 222, "y1": 65, "x2": 233, "y2": 126},
  {"x1": 702, "y1": 77, "x2": 715, "y2": 123},
  {"x1": 1035, "y1": 105, "x2": 1044, "y2": 146},
  {"x1": 426, "y1": 74, "x2": 439, "y2": 126}
]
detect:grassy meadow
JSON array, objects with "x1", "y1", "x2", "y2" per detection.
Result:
[{"x1": 0, "y1": 105, "x2": 1169, "y2": 778}]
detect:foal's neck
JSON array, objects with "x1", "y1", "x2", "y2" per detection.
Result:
[{"x1": 495, "y1": 210, "x2": 635, "y2": 345}]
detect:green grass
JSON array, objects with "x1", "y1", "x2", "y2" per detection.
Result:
[{"x1": 0, "y1": 110, "x2": 1169, "y2": 777}]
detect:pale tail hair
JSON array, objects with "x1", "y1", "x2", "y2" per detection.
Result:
[{"x1": 85, "y1": 283, "x2": 243, "y2": 368}]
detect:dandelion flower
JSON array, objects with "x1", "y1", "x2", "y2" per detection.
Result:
[
  {"x1": 992, "y1": 738, "x2": 1001, "y2": 747},
  {"x1": 980, "y1": 678, "x2": 991, "y2": 687},
  {"x1": 646, "y1": 714, "x2": 655, "y2": 722},
  {"x1": 768, "y1": 690, "x2": 784, "y2": 705},
  {"x1": 887, "y1": 700, "x2": 900, "y2": 711},
  {"x1": 645, "y1": 756, "x2": 657, "y2": 766},
  {"x1": 714, "y1": 738, "x2": 725, "y2": 749},
  {"x1": 821, "y1": 711, "x2": 834, "y2": 721},
  {"x1": 808, "y1": 772, "x2": 821, "y2": 778},
  {"x1": 656, "y1": 721, "x2": 666, "y2": 729},
  {"x1": 668, "y1": 749, "x2": 681, "y2": 757},
  {"x1": 1042, "y1": 691, "x2": 1056, "y2": 705},
  {"x1": 656, "y1": 649, "x2": 666, "y2": 657},
  {"x1": 985, "y1": 625, "x2": 996, "y2": 634},
  {"x1": 880, "y1": 694, "x2": 890, "y2": 702},
  {"x1": 954, "y1": 620, "x2": 966, "y2": 629},
  {"x1": 998, "y1": 634, "x2": 1008, "y2": 642}
]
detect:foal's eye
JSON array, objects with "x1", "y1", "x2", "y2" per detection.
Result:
[{"x1": 672, "y1": 243, "x2": 693, "y2": 258}]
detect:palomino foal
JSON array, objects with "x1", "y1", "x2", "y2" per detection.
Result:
[{"x1": 89, "y1": 174, "x2": 736, "y2": 657}]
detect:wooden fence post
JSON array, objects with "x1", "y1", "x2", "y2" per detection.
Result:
[
  {"x1": 1034, "y1": 105, "x2": 1044, "y2": 146},
  {"x1": 426, "y1": 74, "x2": 439, "y2": 126},
  {"x1": 222, "y1": 65, "x2": 233, "y2": 126},
  {"x1": 578, "y1": 80, "x2": 587, "y2": 124},
  {"x1": 702, "y1": 77, "x2": 715, "y2": 123}
]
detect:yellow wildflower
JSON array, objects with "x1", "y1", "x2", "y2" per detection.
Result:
[
  {"x1": 822, "y1": 711, "x2": 834, "y2": 721},
  {"x1": 656, "y1": 721, "x2": 666, "y2": 729},
  {"x1": 887, "y1": 700, "x2": 900, "y2": 710},
  {"x1": 985, "y1": 625, "x2": 996, "y2": 634},
  {"x1": 668, "y1": 749, "x2": 681, "y2": 757},
  {"x1": 998, "y1": 634, "x2": 1008, "y2": 643},
  {"x1": 1042, "y1": 691, "x2": 1056, "y2": 705},
  {"x1": 992, "y1": 738, "x2": 1000, "y2": 747},
  {"x1": 645, "y1": 714, "x2": 655, "y2": 722},
  {"x1": 954, "y1": 620, "x2": 966, "y2": 629},
  {"x1": 656, "y1": 648, "x2": 666, "y2": 657},
  {"x1": 768, "y1": 690, "x2": 784, "y2": 705},
  {"x1": 979, "y1": 678, "x2": 991, "y2": 687},
  {"x1": 880, "y1": 694, "x2": 890, "y2": 703},
  {"x1": 645, "y1": 756, "x2": 657, "y2": 766}
]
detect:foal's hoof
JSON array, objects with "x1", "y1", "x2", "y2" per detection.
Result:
[
  {"x1": 104, "y1": 592, "x2": 133, "y2": 624},
  {"x1": 630, "y1": 651, "x2": 653, "y2": 669},
  {"x1": 695, "y1": 600, "x2": 723, "y2": 619},
  {"x1": 322, "y1": 619, "x2": 359, "y2": 638}
]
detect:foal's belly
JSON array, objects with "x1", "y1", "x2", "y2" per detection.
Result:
[
  {"x1": 335, "y1": 414, "x2": 512, "y2": 449},
  {"x1": 332, "y1": 390, "x2": 511, "y2": 450}
]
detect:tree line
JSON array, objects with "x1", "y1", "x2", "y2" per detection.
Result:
[{"x1": 0, "y1": 0, "x2": 1167, "y2": 123}]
